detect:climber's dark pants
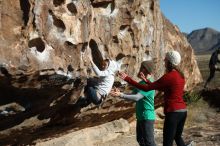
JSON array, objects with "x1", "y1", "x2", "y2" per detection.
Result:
[
  {"x1": 84, "y1": 85, "x2": 102, "y2": 105},
  {"x1": 207, "y1": 66, "x2": 215, "y2": 82},
  {"x1": 163, "y1": 112, "x2": 187, "y2": 146},
  {"x1": 76, "y1": 78, "x2": 102, "y2": 107},
  {"x1": 204, "y1": 65, "x2": 220, "y2": 88}
]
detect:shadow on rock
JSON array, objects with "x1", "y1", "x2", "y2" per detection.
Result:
[
  {"x1": 0, "y1": 83, "x2": 73, "y2": 130},
  {"x1": 0, "y1": 70, "x2": 85, "y2": 145},
  {"x1": 201, "y1": 88, "x2": 220, "y2": 109}
]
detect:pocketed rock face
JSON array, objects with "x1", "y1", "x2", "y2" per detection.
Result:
[
  {"x1": 0, "y1": 0, "x2": 202, "y2": 145},
  {"x1": 0, "y1": 0, "x2": 201, "y2": 86}
]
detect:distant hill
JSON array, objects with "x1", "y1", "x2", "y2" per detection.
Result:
[{"x1": 186, "y1": 28, "x2": 220, "y2": 54}]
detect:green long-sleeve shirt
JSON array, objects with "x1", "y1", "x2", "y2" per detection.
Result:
[{"x1": 121, "y1": 78, "x2": 155, "y2": 121}]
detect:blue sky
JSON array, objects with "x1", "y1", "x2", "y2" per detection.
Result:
[{"x1": 160, "y1": 0, "x2": 220, "y2": 33}]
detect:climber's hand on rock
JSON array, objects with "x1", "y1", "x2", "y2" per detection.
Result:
[{"x1": 118, "y1": 72, "x2": 128, "y2": 80}]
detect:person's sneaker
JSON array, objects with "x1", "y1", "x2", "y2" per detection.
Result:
[
  {"x1": 75, "y1": 96, "x2": 90, "y2": 108},
  {"x1": 187, "y1": 141, "x2": 196, "y2": 146}
]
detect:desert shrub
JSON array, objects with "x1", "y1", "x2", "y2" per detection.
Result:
[{"x1": 183, "y1": 91, "x2": 202, "y2": 105}]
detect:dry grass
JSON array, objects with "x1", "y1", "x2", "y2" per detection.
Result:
[{"x1": 185, "y1": 99, "x2": 209, "y2": 127}]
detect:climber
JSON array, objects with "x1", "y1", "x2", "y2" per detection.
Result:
[
  {"x1": 111, "y1": 60, "x2": 156, "y2": 146},
  {"x1": 204, "y1": 48, "x2": 220, "y2": 88},
  {"x1": 76, "y1": 56, "x2": 121, "y2": 107}
]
